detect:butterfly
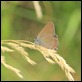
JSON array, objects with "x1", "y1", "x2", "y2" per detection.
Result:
[{"x1": 34, "y1": 21, "x2": 59, "y2": 50}]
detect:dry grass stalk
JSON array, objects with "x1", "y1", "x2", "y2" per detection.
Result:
[
  {"x1": 33, "y1": 1, "x2": 43, "y2": 19},
  {"x1": 1, "y1": 56, "x2": 23, "y2": 79},
  {"x1": 34, "y1": 45, "x2": 75, "y2": 81},
  {"x1": 1, "y1": 46, "x2": 14, "y2": 52},
  {"x1": 6, "y1": 42, "x2": 36, "y2": 65},
  {"x1": 1, "y1": 40, "x2": 75, "y2": 81}
]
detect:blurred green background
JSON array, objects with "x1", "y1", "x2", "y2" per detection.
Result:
[{"x1": 1, "y1": 1, "x2": 81, "y2": 81}]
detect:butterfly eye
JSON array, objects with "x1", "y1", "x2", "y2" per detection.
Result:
[{"x1": 54, "y1": 34, "x2": 58, "y2": 38}]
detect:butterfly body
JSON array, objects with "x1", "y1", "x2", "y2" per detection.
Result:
[{"x1": 34, "y1": 22, "x2": 59, "y2": 50}]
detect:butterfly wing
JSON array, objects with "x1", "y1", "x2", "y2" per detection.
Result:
[
  {"x1": 35, "y1": 21, "x2": 58, "y2": 50},
  {"x1": 38, "y1": 34, "x2": 58, "y2": 50},
  {"x1": 37, "y1": 22, "x2": 55, "y2": 39}
]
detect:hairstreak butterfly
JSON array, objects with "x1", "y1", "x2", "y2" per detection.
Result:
[{"x1": 34, "y1": 21, "x2": 59, "y2": 50}]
